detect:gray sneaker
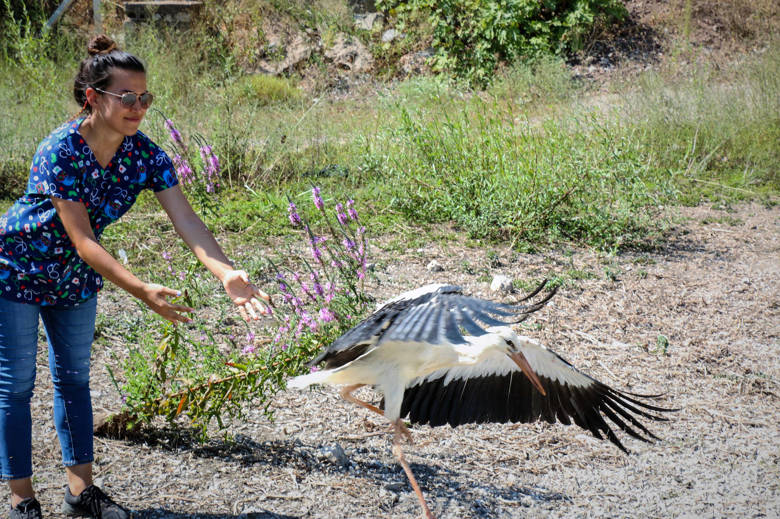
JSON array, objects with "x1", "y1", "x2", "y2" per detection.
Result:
[
  {"x1": 62, "y1": 485, "x2": 129, "y2": 519},
  {"x1": 9, "y1": 498, "x2": 42, "y2": 519}
]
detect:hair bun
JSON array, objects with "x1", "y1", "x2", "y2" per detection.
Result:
[{"x1": 87, "y1": 34, "x2": 118, "y2": 56}]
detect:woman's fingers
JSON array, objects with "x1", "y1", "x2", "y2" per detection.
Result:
[
  {"x1": 244, "y1": 301, "x2": 259, "y2": 320},
  {"x1": 252, "y1": 296, "x2": 271, "y2": 315},
  {"x1": 143, "y1": 283, "x2": 194, "y2": 323}
]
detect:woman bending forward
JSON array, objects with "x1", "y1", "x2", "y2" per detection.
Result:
[{"x1": 0, "y1": 35, "x2": 270, "y2": 519}]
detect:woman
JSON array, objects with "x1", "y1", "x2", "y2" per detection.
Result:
[{"x1": 0, "y1": 35, "x2": 269, "y2": 518}]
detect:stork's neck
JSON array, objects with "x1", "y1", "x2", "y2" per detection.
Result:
[{"x1": 453, "y1": 339, "x2": 503, "y2": 365}]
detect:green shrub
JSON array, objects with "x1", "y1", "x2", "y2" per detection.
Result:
[
  {"x1": 378, "y1": 0, "x2": 627, "y2": 85},
  {"x1": 365, "y1": 103, "x2": 673, "y2": 251}
]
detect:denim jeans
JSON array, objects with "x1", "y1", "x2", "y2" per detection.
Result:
[{"x1": 0, "y1": 296, "x2": 97, "y2": 480}]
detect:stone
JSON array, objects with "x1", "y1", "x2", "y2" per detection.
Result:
[
  {"x1": 354, "y1": 12, "x2": 384, "y2": 31},
  {"x1": 257, "y1": 33, "x2": 319, "y2": 75},
  {"x1": 399, "y1": 47, "x2": 434, "y2": 76},
  {"x1": 426, "y1": 260, "x2": 444, "y2": 272},
  {"x1": 324, "y1": 34, "x2": 374, "y2": 73},
  {"x1": 490, "y1": 275, "x2": 513, "y2": 293},
  {"x1": 381, "y1": 29, "x2": 401, "y2": 43},
  {"x1": 317, "y1": 443, "x2": 349, "y2": 467}
]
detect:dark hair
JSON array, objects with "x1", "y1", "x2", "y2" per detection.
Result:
[{"x1": 73, "y1": 34, "x2": 145, "y2": 115}]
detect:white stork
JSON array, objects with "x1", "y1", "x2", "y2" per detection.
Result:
[{"x1": 288, "y1": 282, "x2": 673, "y2": 519}]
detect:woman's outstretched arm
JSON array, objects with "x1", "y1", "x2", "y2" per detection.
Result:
[
  {"x1": 50, "y1": 197, "x2": 195, "y2": 323},
  {"x1": 155, "y1": 185, "x2": 271, "y2": 321}
]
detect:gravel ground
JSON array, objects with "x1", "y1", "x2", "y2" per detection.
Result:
[{"x1": 20, "y1": 203, "x2": 779, "y2": 518}]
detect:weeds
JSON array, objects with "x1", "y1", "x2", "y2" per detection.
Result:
[{"x1": 108, "y1": 185, "x2": 373, "y2": 437}]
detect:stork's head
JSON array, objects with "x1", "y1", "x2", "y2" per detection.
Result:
[
  {"x1": 485, "y1": 326, "x2": 521, "y2": 348},
  {"x1": 486, "y1": 326, "x2": 547, "y2": 396}
]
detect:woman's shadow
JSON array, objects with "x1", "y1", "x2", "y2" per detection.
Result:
[{"x1": 104, "y1": 424, "x2": 571, "y2": 519}]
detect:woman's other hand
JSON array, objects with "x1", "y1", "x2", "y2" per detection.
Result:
[
  {"x1": 222, "y1": 270, "x2": 272, "y2": 322},
  {"x1": 141, "y1": 283, "x2": 194, "y2": 323}
]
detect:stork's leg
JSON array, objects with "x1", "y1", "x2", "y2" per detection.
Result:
[
  {"x1": 395, "y1": 416, "x2": 414, "y2": 444},
  {"x1": 392, "y1": 419, "x2": 435, "y2": 519},
  {"x1": 339, "y1": 384, "x2": 384, "y2": 416}
]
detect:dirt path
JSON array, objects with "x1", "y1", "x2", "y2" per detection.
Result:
[{"x1": 24, "y1": 203, "x2": 779, "y2": 518}]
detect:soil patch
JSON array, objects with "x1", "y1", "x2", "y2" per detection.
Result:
[{"x1": 22, "y1": 202, "x2": 779, "y2": 517}]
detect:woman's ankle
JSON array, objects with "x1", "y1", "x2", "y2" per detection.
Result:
[{"x1": 9, "y1": 477, "x2": 35, "y2": 508}]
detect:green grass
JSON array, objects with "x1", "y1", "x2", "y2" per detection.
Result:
[
  {"x1": 2, "y1": 29, "x2": 778, "y2": 254},
  {"x1": 4, "y1": 7, "x2": 776, "y2": 440}
]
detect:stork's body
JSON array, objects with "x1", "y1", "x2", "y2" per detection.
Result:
[{"x1": 288, "y1": 282, "x2": 674, "y2": 519}]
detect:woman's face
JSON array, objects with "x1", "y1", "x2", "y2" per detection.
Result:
[{"x1": 89, "y1": 68, "x2": 149, "y2": 137}]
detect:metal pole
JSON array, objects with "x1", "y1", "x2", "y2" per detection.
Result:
[
  {"x1": 93, "y1": 0, "x2": 102, "y2": 34},
  {"x1": 45, "y1": 0, "x2": 77, "y2": 31}
]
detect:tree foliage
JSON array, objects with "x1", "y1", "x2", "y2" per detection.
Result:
[{"x1": 378, "y1": 0, "x2": 627, "y2": 85}]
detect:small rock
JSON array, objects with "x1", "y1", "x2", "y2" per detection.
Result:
[
  {"x1": 426, "y1": 260, "x2": 444, "y2": 272},
  {"x1": 379, "y1": 488, "x2": 399, "y2": 504},
  {"x1": 317, "y1": 443, "x2": 349, "y2": 467},
  {"x1": 381, "y1": 29, "x2": 400, "y2": 43},
  {"x1": 324, "y1": 33, "x2": 375, "y2": 73},
  {"x1": 385, "y1": 481, "x2": 406, "y2": 492},
  {"x1": 354, "y1": 12, "x2": 384, "y2": 31},
  {"x1": 490, "y1": 275, "x2": 513, "y2": 293}
]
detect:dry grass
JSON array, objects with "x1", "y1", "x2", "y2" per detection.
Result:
[{"x1": 20, "y1": 202, "x2": 779, "y2": 517}]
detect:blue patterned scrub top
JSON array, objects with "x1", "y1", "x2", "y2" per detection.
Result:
[{"x1": 0, "y1": 118, "x2": 178, "y2": 306}]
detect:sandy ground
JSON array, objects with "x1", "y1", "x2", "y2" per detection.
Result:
[{"x1": 19, "y1": 202, "x2": 780, "y2": 518}]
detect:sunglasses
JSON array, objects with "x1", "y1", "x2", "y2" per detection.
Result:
[{"x1": 93, "y1": 87, "x2": 154, "y2": 108}]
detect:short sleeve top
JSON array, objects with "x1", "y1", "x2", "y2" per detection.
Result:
[{"x1": 0, "y1": 117, "x2": 178, "y2": 306}]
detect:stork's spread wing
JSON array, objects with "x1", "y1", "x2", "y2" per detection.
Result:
[
  {"x1": 400, "y1": 339, "x2": 674, "y2": 452},
  {"x1": 310, "y1": 281, "x2": 556, "y2": 369}
]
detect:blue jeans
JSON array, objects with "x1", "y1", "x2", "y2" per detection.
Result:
[{"x1": 0, "y1": 296, "x2": 97, "y2": 480}]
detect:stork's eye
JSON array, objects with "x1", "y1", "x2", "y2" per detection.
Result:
[{"x1": 505, "y1": 339, "x2": 518, "y2": 351}]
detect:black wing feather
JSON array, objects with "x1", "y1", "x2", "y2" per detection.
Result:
[{"x1": 401, "y1": 370, "x2": 674, "y2": 452}]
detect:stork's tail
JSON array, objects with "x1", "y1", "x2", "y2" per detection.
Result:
[{"x1": 287, "y1": 370, "x2": 330, "y2": 389}]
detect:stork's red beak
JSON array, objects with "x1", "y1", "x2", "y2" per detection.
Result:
[{"x1": 509, "y1": 352, "x2": 546, "y2": 396}]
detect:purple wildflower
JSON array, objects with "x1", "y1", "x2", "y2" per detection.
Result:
[
  {"x1": 310, "y1": 245, "x2": 323, "y2": 264},
  {"x1": 312, "y1": 186, "x2": 324, "y2": 211},
  {"x1": 209, "y1": 153, "x2": 220, "y2": 175},
  {"x1": 199, "y1": 144, "x2": 212, "y2": 164},
  {"x1": 335, "y1": 203, "x2": 348, "y2": 226},
  {"x1": 300, "y1": 282, "x2": 317, "y2": 302},
  {"x1": 165, "y1": 119, "x2": 183, "y2": 145},
  {"x1": 319, "y1": 307, "x2": 336, "y2": 323},
  {"x1": 172, "y1": 154, "x2": 193, "y2": 184},
  {"x1": 198, "y1": 144, "x2": 220, "y2": 192},
  {"x1": 347, "y1": 199, "x2": 358, "y2": 221},
  {"x1": 288, "y1": 202, "x2": 301, "y2": 227}
]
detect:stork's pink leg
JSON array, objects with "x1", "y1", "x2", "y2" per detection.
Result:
[
  {"x1": 392, "y1": 419, "x2": 435, "y2": 519},
  {"x1": 340, "y1": 384, "x2": 384, "y2": 416}
]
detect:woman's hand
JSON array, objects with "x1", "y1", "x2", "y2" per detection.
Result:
[
  {"x1": 140, "y1": 283, "x2": 194, "y2": 324},
  {"x1": 222, "y1": 270, "x2": 272, "y2": 322}
]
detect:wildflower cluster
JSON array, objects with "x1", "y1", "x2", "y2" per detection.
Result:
[
  {"x1": 105, "y1": 185, "x2": 373, "y2": 439},
  {"x1": 162, "y1": 116, "x2": 220, "y2": 215},
  {"x1": 250, "y1": 187, "x2": 371, "y2": 359}
]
